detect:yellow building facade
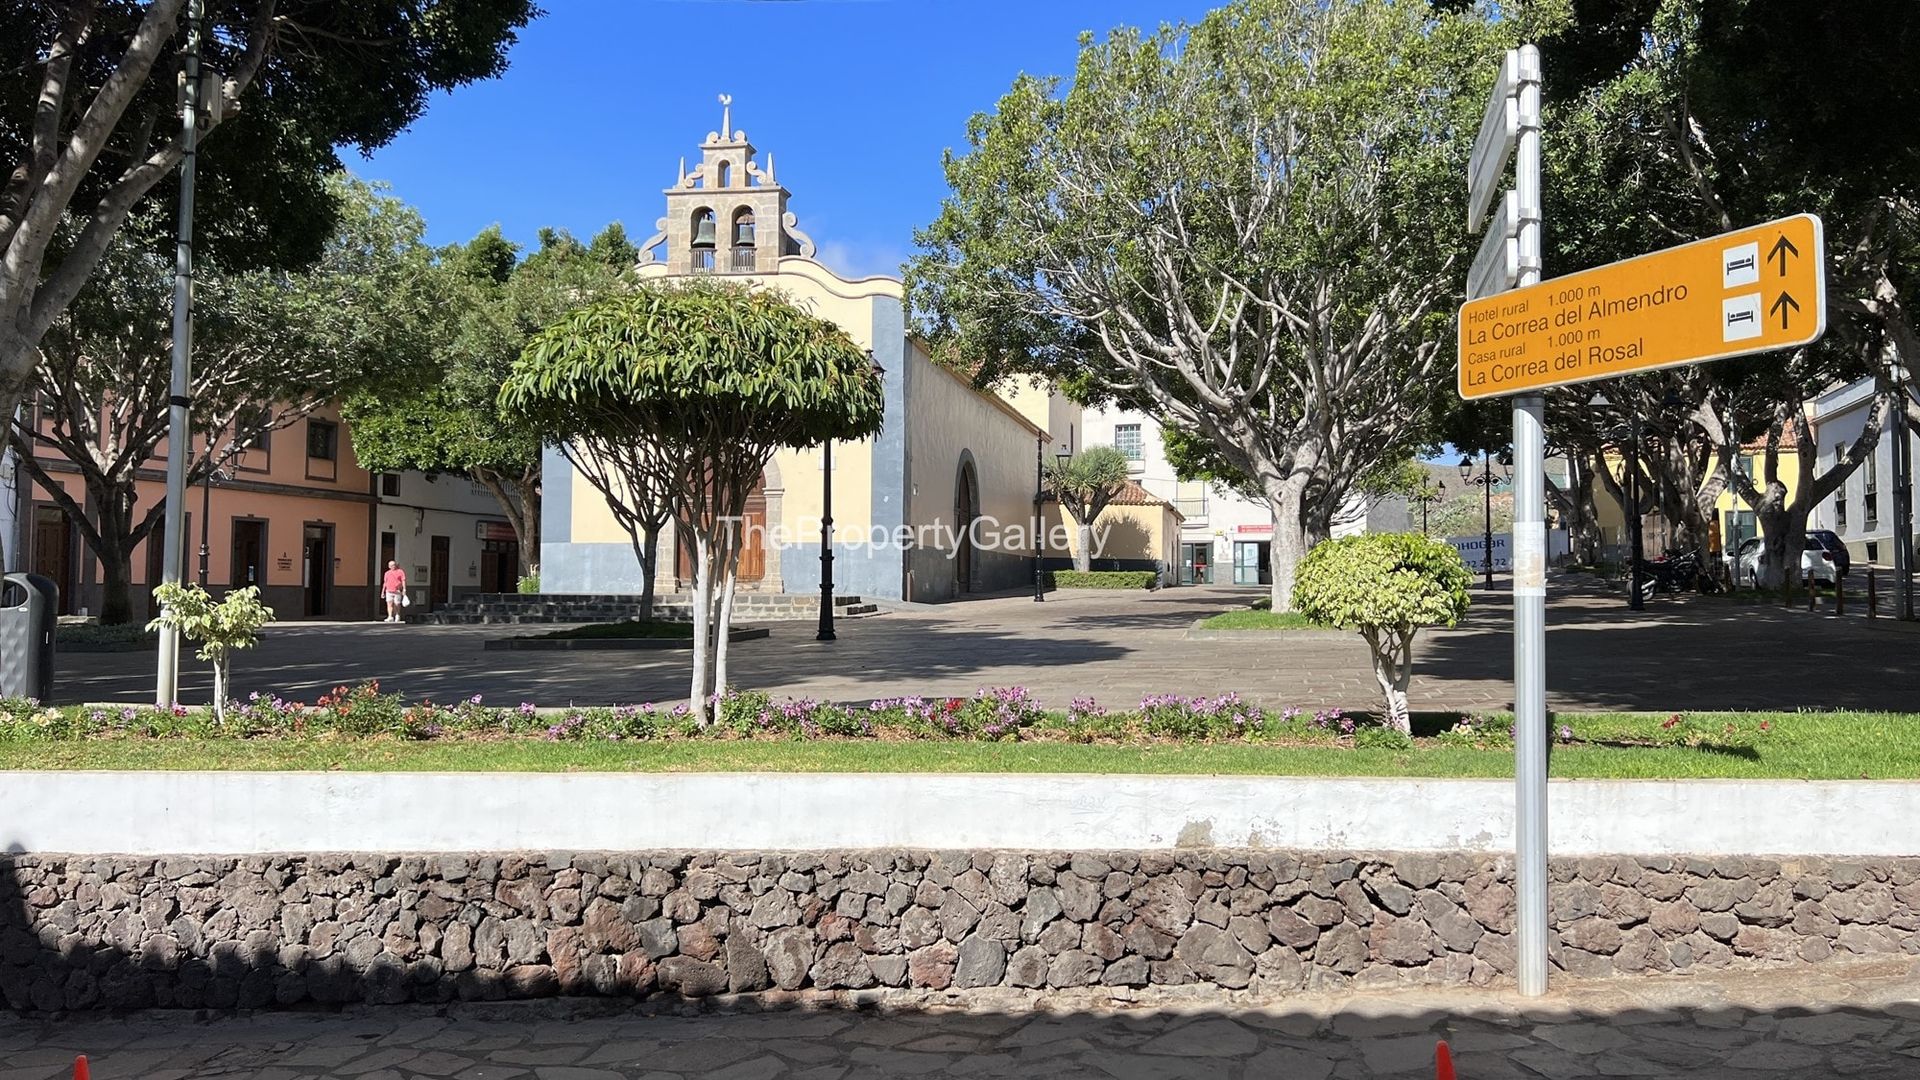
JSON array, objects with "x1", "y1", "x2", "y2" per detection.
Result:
[{"x1": 539, "y1": 102, "x2": 1080, "y2": 602}]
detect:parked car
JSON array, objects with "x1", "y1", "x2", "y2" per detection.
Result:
[
  {"x1": 1731, "y1": 535, "x2": 1840, "y2": 589},
  {"x1": 1806, "y1": 529, "x2": 1851, "y2": 577}
]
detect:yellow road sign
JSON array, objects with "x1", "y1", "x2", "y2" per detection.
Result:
[{"x1": 1457, "y1": 214, "x2": 1825, "y2": 400}]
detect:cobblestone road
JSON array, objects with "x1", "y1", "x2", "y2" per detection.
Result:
[
  {"x1": 6, "y1": 961, "x2": 1920, "y2": 1080},
  {"x1": 51, "y1": 580, "x2": 1920, "y2": 712}
]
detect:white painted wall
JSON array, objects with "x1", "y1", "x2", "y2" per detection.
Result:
[
  {"x1": 1079, "y1": 405, "x2": 1272, "y2": 584},
  {"x1": 1810, "y1": 376, "x2": 1918, "y2": 564},
  {"x1": 375, "y1": 472, "x2": 521, "y2": 605},
  {"x1": 4, "y1": 772, "x2": 1914, "y2": 856}
]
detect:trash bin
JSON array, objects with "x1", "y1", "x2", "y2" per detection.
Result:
[{"x1": 0, "y1": 572, "x2": 57, "y2": 702}]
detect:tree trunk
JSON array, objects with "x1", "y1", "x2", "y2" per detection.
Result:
[
  {"x1": 212, "y1": 653, "x2": 229, "y2": 725},
  {"x1": 1361, "y1": 627, "x2": 1415, "y2": 734},
  {"x1": 475, "y1": 469, "x2": 540, "y2": 578},
  {"x1": 98, "y1": 551, "x2": 135, "y2": 626},
  {"x1": 1074, "y1": 521, "x2": 1093, "y2": 572},
  {"x1": 638, "y1": 523, "x2": 661, "y2": 621},
  {"x1": 1263, "y1": 480, "x2": 1314, "y2": 611},
  {"x1": 714, "y1": 561, "x2": 738, "y2": 700},
  {"x1": 688, "y1": 532, "x2": 713, "y2": 725}
]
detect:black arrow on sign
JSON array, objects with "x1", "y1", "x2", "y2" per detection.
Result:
[
  {"x1": 1770, "y1": 292, "x2": 1800, "y2": 329},
  {"x1": 1768, "y1": 234, "x2": 1799, "y2": 275}
]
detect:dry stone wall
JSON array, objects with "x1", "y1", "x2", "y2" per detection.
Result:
[{"x1": 3, "y1": 850, "x2": 1916, "y2": 1011}]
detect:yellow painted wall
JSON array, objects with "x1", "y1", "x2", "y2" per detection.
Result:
[{"x1": 1059, "y1": 503, "x2": 1181, "y2": 563}]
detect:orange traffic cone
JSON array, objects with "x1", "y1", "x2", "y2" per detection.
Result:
[
  {"x1": 1435, "y1": 1040, "x2": 1455, "y2": 1080},
  {"x1": 73, "y1": 1056, "x2": 89, "y2": 1080}
]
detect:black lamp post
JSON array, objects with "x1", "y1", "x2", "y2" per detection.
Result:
[
  {"x1": 1591, "y1": 391, "x2": 1644, "y2": 610},
  {"x1": 1413, "y1": 480, "x2": 1445, "y2": 535},
  {"x1": 1033, "y1": 432, "x2": 1046, "y2": 602},
  {"x1": 816, "y1": 439, "x2": 835, "y2": 641},
  {"x1": 196, "y1": 440, "x2": 226, "y2": 588},
  {"x1": 1459, "y1": 451, "x2": 1510, "y2": 590}
]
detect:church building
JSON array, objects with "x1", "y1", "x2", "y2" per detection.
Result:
[{"x1": 538, "y1": 99, "x2": 1087, "y2": 603}]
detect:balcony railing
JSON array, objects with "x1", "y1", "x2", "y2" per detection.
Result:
[
  {"x1": 1175, "y1": 498, "x2": 1208, "y2": 518},
  {"x1": 690, "y1": 249, "x2": 716, "y2": 272},
  {"x1": 730, "y1": 247, "x2": 758, "y2": 272}
]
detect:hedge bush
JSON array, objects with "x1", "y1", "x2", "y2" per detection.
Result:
[{"x1": 1048, "y1": 570, "x2": 1158, "y2": 590}]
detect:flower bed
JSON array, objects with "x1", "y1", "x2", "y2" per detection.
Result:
[{"x1": 0, "y1": 686, "x2": 1771, "y2": 755}]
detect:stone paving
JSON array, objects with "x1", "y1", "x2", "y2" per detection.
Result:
[
  {"x1": 50, "y1": 580, "x2": 1920, "y2": 711},
  {"x1": 5, "y1": 960, "x2": 1919, "y2": 1079}
]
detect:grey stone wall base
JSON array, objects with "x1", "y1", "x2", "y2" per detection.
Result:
[{"x1": 3, "y1": 849, "x2": 1914, "y2": 1012}]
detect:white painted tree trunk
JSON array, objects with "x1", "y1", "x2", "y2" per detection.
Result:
[
  {"x1": 1074, "y1": 522, "x2": 1093, "y2": 572},
  {"x1": 713, "y1": 561, "x2": 739, "y2": 703},
  {"x1": 688, "y1": 536, "x2": 713, "y2": 725},
  {"x1": 1361, "y1": 626, "x2": 1415, "y2": 734},
  {"x1": 211, "y1": 653, "x2": 229, "y2": 727}
]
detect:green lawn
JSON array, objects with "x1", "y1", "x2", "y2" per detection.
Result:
[
  {"x1": 532, "y1": 621, "x2": 695, "y2": 640},
  {"x1": 5, "y1": 711, "x2": 1915, "y2": 779},
  {"x1": 1196, "y1": 610, "x2": 1328, "y2": 630}
]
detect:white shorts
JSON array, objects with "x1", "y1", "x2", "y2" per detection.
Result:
[{"x1": 384, "y1": 591, "x2": 405, "y2": 603}]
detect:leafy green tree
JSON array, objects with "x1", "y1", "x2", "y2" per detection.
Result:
[
  {"x1": 346, "y1": 223, "x2": 640, "y2": 580},
  {"x1": 1527, "y1": 0, "x2": 1920, "y2": 585},
  {"x1": 9, "y1": 176, "x2": 434, "y2": 623},
  {"x1": 502, "y1": 281, "x2": 885, "y2": 725},
  {"x1": 146, "y1": 582, "x2": 272, "y2": 721},
  {"x1": 908, "y1": 0, "x2": 1525, "y2": 609},
  {"x1": 1046, "y1": 446, "x2": 1130, "y2": 572},
  {"x1": 0, "y1": 1, "x2": 536, "y2": 541},
  {"x1": 1292, "y1": 533, "x2": 1471, "y2": 733}
]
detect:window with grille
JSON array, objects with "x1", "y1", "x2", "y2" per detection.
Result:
[
  {"x1": 1175, "y1": 481, "x2": 1207, "y2": 518},
  {"x1": 1114, "y1": 424, "x2": 1143, "y2": 461},
  {"x1": 306, "y1": 420, "x2": 337, "y2": 461}
]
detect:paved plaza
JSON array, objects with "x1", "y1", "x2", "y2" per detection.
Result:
[
  {"x1": 4, "y1": 961, "x2": 1918, "y2": 1079},
  {"x1": 52, "y1": 581, "x2": 1920, "y2": 711}
]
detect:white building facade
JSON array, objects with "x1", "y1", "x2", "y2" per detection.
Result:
[
  {"x1": 1078, "y1": 406, "x2": 1274, "y2": 586},
  {"x1": 1809, "y1": 377, "x2": 1918, "y2": 567},
  {"x1": 373, "y1": 472, "x2": 524, "y2": 613}
]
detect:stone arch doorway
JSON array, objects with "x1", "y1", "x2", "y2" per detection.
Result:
[{"x1": 955, "y1": 453, "x2": 981, "y2": 595}]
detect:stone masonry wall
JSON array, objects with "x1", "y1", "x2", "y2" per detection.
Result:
[{"x1": 3, "y1": 850, "x2": 1917, "y2": 1011}]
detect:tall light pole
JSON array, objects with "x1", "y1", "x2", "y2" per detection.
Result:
[
  {"x1": 1032, "y1": 431, "x2": 1046, "y2": 602},
  {"x1": 196, "y1": 453, "x2": 224, "y2": 588},
  {"x1": 816, "y1": 439, "x2": 835, "y2": 641},
  {"x1": 156, "y1": 0, "x2": 204, "y2": 706},
  {"x1": 1459, "y1": 452, "x2": 1509, "y2": 590},
  {"x1": 1892, "y1": 365, "x2": 1914, "y2": 620},
  {"x1": 1590, "y1": 392, "x2": 1645, "y2": 610}
]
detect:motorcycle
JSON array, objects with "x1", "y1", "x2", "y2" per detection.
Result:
[{"x1": 1628, "y1": 547, "x2": 1721, "y2": 602}]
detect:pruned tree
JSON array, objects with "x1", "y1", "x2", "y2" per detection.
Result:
[
  {"x1": 1046, "y1": 446, "x2": 1129, "y2": 572},
  {"x1": 908, "y1": 0, "x2": 1520, "y2": 609},
  {"x1": 1292, "y1": 532, "x2": 1471, "y2": 733},
  {"x1": 502, "y1": 281, "x2": 885, "y2": 724},
  {"x1": 0, "y1": 2, "x2": 536, "y2": 566},
  {"x1": 9, "y1": 175, "x2": 434, "y2": 623}
]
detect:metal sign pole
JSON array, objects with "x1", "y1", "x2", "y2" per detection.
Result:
[
  {"x1": 1509, "y1": 43, "x2": 1550, "y2": 1000},
  {"x1": 156, "y1": 0, "x2": 202, "y2": 706}
]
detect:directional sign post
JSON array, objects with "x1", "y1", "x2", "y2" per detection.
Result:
[
  {"x1": 1458, "y1": 214, "x2": 1826, "y2": 400},
  {"x1": 1465, "y1": 43, "x2": 1549, "y2": 1000}
]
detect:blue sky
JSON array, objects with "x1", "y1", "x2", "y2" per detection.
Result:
[{"x1": 358, "y1": 0, "x2": 1218, "y2": 278}]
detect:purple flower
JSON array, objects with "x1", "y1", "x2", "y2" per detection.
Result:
[{"x1": 1558, "y1": 724, "x2": 1574, "y2": 744}]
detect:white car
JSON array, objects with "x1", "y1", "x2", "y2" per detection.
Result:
[{"x1": 1730, "y1": 536, "x2": 1838, "y2": 589}]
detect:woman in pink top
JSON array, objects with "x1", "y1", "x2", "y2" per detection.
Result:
[{"x1": 381, "y1": 561, "x2": 408, "y2": 623}]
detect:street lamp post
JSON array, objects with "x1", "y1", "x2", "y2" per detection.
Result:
[
  {"x1": 816, "y1": 439, "x2": 835, "y2": 641},
  {"x1": 196, "y1": 455, "x2": 225, "y2": 588},
  {"x1": 1032, "y1": 432, "x2": 1046, "y2": 603},
  {"x1": 1590, "y1": 392, "x2": 1645, "y2": 610},
  {"x1": 1458, "y1": 453, "x2": 1510, "y2": 590},
  {"x1": 1412, "y1": 480, "x2": 1444, "y2": 535}
]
